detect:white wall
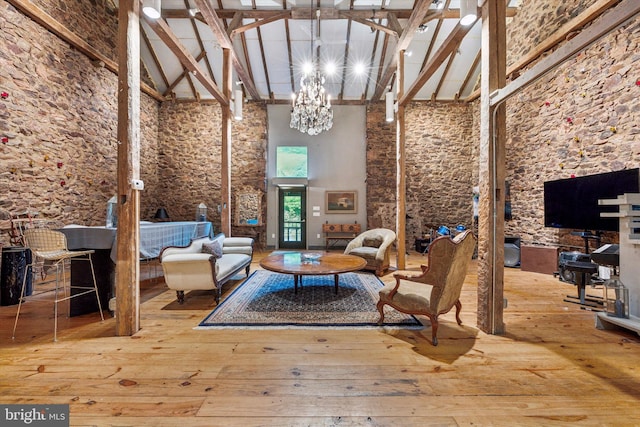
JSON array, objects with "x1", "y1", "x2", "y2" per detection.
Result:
[{"x1": 266, "y1": 105, "x2": 367, "y2": 249}]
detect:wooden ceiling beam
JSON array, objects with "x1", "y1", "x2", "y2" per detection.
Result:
[
  {"x1": 163, "y1": 7, "x2": 517, "y2": 20},
  {"x1": 193, "y1": 0, "x2": 261, "y2": 100},
  {"x1": 142, "y1": 14, "x2": 227, "y2": 105},
  {"x1": 372, "y1": 0, "x2": 432, "y2": 101},
  {"x1": 400, "y1": 20, "x2": 474, "y2": 105},
  {"x1": 341, "y1": 12, "x2": 398, "y2": 37},
  {"x1": 230, "y1": 11, "x2": 290, "y2": 36}
]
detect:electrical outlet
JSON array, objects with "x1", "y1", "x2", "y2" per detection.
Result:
[
  {"x1": 272, "y1": 233, "x2": 275, "y2": 239},
  {"x1": 317, "y1": 234, "x2": 321, "y2": 239}
]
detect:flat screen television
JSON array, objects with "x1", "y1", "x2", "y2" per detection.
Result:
[{"x1": 544, "y1": 168, "x2": 640, "y2": 232}]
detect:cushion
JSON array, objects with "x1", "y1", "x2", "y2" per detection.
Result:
[
  {"x1": 363, "y1": 237, "x2": 383, "y2": 248},
  {"x1": 201, "y1": 240, "x2": 223, "y2": 258}
]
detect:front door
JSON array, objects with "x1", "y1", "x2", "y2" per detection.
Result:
[{"x1": 278, "y1": 187, "x2": 306, "y2": 249}]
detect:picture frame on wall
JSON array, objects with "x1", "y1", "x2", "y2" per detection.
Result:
[{"x1": 325, "y1": 191, "x2": 357, "y2": 214}]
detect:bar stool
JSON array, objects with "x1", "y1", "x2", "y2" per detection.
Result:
[
  {"x1": 565, "y1": 260, "x2": 599, "y2": 305},
  {"x1": 12, "y1": 228, "x2": 104, "y2": 341}
]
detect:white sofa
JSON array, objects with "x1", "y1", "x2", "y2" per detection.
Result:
[{"x1": 160, "y1": 233, "x2": 254, "y2": 304}]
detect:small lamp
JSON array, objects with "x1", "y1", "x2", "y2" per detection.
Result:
[
  {"x1": 196, "y1": 203, "x2": 207, "y2": 222},
  {"x1": 234, "y1": 89, "x2": 243, "y2": 120},
  {"x1": 154, "y1": 208, "x2": 170, "y2": 222},
  {"x1": 385, "y1": 91, "x2": 395, "y2": 122}
]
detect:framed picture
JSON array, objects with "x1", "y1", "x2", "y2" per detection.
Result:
[{"x1": 325, "y1": 191, "x2": 357, "y2": 214}]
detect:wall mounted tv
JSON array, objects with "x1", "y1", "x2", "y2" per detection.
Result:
[{"x1": 544, "y1": 168, "x2": 640, "y2": 232}]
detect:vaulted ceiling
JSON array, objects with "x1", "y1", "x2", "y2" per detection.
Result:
[{"x1": 137, "y1": 0, "x2": 521, "y2": 104}]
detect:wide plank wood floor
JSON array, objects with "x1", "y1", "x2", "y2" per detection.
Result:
[{"x1": 1, "y1": 250, "x2": 640, "y2": 426}]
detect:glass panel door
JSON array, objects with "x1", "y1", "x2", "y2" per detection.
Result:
[{"x1": 278, "y1": 187, "x2": 306, "y2": 249}]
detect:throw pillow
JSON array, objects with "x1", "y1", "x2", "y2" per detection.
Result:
[
  {"x1": 202, "y1": 240, "x2": 223, "y2": 258},
  {"x1": 363, "y1": 237, "x2": 383, "y2": 248}
]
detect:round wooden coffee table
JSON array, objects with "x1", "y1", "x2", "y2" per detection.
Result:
[{"x1": 259, "y1": 251, "x2": 367, "y2": 294}]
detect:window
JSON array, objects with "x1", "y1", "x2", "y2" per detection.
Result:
[{"x1": 276, "y1": 146, "x2": 308, "y2": 178}]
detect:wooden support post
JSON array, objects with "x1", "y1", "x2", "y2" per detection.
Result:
[
  {"x1": 221, "y1": 48, "x2": 232, "y2": 236},
  {"x1": 478, "y1": 0, "x2": 506, "y2": 335},
  {"x1": 115, "y1": 0, "x2": 141, "y2": 336},
  {"x1": 395, "y1": 50, "x2": 406, "y2": 270}
]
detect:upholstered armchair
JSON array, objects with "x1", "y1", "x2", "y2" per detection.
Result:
[
  {"x1": 377, "y1": 230, "x2": 476, "y2": 345},
  {"x1": 344, "y1": 228, "x2": 396, "y2": 276}
]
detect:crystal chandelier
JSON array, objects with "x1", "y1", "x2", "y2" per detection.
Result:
[
  {"x1": 290, "y1": 9, "x2": 333, "y2": 136},
  {"x1": 290, "y1": 70, "x2": 333, "y2": 136}
]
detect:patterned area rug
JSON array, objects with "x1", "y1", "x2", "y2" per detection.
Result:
[{"x1": 198, "y1": 270, "x2": 422, "y2": 328}]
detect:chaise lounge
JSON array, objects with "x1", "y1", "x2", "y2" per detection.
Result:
[{"x1": 160, "y1": 233, "x2": 254, "y2": 304}]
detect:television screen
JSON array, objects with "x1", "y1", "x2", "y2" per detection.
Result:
[{"x1": 544, "y1": 168, "x2": 640, "y2": 232}]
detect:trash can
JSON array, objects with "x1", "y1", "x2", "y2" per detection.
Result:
[{"x1": 1, "y1": 246, "x2": 33, "y2": 306}]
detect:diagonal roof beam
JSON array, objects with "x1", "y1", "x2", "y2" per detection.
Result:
[
  {"x1": 400, "y1": 21, "x2": 475, "y2": 105},
  {"x1": 230, "y1": 11, "x2": 290, "y2": 36},
  {"x1": 342, "y1": 13, "x2": 399, "y2": 37},
  {"x1": 193, "y1": 0, "x2": 261, "y2": 100},
  {"x1": 142, "y1": 14, "x2": 227, "y2": 105},
  {"x1": 371, "y1": 0, "x2": 431, "y2": 101}
]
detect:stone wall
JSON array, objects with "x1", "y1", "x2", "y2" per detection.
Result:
[
  {"x1": 157, "y1": 101, "x2": 267, "y2": 244},
  {"x1": 366, "y1": 101, "x2": 475, "y2": 247},
  {"x1": 506, "y1": 0, "x2": 593, "y2": 68},
  {"x1": 502, "y1": 3, "x2": 640, "y2": 250},
  {"x1": 0, "y1": 0, "x2": 159, "y2": 244}
]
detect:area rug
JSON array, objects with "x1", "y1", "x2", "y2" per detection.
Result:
[{"x1": 197, "y1": 270, "x2": 422, "y2": 328}]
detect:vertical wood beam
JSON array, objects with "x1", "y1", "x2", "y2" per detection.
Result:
[
  {"x1": 221, "y1": 48, "x2": 232, "y2": 235},
  {"x1": 395, "y1": 50, "x2": 406, "y2": 270},
  {"x1": 115, "y1": 0, "x2": 141, "y2": 336},
  {"x1": 478, "y1": 0, "x2": 506, "y2": 335}
]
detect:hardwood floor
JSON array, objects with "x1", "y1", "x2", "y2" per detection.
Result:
[{"x1": 1, "y1": 250, "x2": 640, "y2": 426}]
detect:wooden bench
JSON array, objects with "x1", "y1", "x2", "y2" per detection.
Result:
[{"x1": 322, "y1": 223, "x2": 361, "y2": 250}]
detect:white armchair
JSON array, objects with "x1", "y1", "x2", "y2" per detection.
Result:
[{"x1": 344, "y1": 228, "x2": 396, "y2": 276}]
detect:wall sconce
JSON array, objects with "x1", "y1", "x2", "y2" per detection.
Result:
[
  {"x1": 142, "y1": 0, "x2": 161, "y2": 19},
  {"x1": 385, "y1": 91, "x2": 396, "y2": 122},
  {"x1": 234, "y1": 89, "x2": 243, "y2": 121},
  {"x1": 459, "y1": 0, "x2": 477, "y2": 26}
]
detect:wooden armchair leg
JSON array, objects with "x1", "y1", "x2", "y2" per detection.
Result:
[
  {"x1": 376, "y1": 301, "x2": 386, "y2": 325},
  {"x1": 176, "y1": 290, "x2": 185, "y2": 304},
  {"x1": 429, "y1": 315, "x2": 439, "y2": 346},
  {"x1": 454, "y1": 300, "x2": 462, "y2": 325}
]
